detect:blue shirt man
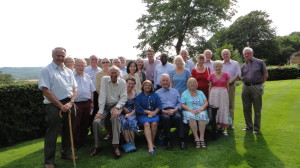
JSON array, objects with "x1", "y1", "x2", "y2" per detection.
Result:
[{"x1": 155, "y1": 74, "x2": 186, "y2": 150}]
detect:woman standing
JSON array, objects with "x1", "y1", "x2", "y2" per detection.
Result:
[
  {"x1": 181, "y1": 78, "x2": 209, "y2": 148},
  {"x1": 120, "y1": 78, "x2": 139, "y2": 145},
  {"x1": 123, "y1": 61, "x2": 142, "y2": 93},
  {"x1": 95, "y1": 58, "x2": 111, "y2": 94},
  {"x1": 208, "y1": 60, "x2": 231, "y2": 135},
  {"x1": 135, "y1": 80, "x2": 162, "y2": 154},
  {"x1": 169, "y1": 56, "x2": 191, "y2": 95},
  {"x1": 191, "y1": 54, "x2": 210, "y2": 98},
  {"x1": 136, "y1": 57, "x2": 146, "y2": 84}
]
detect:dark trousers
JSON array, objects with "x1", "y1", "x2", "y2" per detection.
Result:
[
  {"x1": 89, "y1": 91, "x2": 99, "y2": 133},
  {"x1": 44, "y1": 99, "x2": 75, "y2": 164},
  {"x1": 159, "y1": 109, "x2": 184, "y2": 141},
  {"x1": 74, "y1": 101, "x2": 91, "y2": 146}
]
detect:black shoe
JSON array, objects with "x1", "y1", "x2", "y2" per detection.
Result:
[
  {"x1": 180, "y1": 142, "x2": 187, "y2": 150},
  {"x1": 165, "y1": 141, "x2": 172, "y2": 150},
  {"x1": 90, "y1": 147, "x2": 101, "y2": 157}
]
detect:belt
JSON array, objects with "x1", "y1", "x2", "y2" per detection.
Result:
[
  {"x1": 244, "y1": 82, "x2": 262, "y2": 86},
  {"x1": 163, "y1": 107, "x2": 175, "y2": 110},
  {"x1": 60, "y1": 97, "x2": 71, "y2": 102},
  {"x1": 76, "y1": 99, "x2": 91, "y2": 103}
]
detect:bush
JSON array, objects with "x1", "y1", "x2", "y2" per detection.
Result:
[
  {"x1": 267, "y1": 65, "x2": 300, "y2": 81},
  {"x1": 0, "y1": 83, "x2": 46, "y2": 147}
]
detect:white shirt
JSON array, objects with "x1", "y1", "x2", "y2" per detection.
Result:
[
  {"x1": 98, "y1": 76, "x2": 127, "y2": 114},
  {"x1": 74, "y1": 71, "x2": 96, "y2": 102},
  {"x1": 204, "y1": 60, "x2": 215, "y2": 73},
  {"x1": 222, "y1": 59, "x2": 241, "y2": 80},
  {"x1": 154, "y1": 62, "x2": 175, "y2": 88},
  {"x1": 38, "y1": 61, "x2": 77, "y2": 104}
]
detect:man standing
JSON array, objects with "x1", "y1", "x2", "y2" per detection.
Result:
[
  {"x1": 154, "y1": 53, "x2": 174, "y2": 90},
  {"x1": 73, "y1": 58, "x2": 95, "y2": 149},
  {"x1": 39, "y1": 47, "x2": 78, "y2": 168},
  {"x1": 90, "y1": 66, "x2": 127, "y2": 158},
  {"x1": 203, "y1": 49, "x2": 215, "y2": 73},
  {"x1": 221, "y1": 49, "x2": 241, "y2": 130},
  {"x1": 118, "y1": 56, "x2": 127, "y2": 77},
  {"x1": 143, "y1": 49, "x2": 161, "y2": 84},
  {"x1": 241, "y1": 47, "x2": 268, "y2": 134},
  {"x1": 180, "y1": 49, "x2": 195, "y2": 72},
  {"x1": 156, "y1": 74, "x2": 186, "y2": 150},
  {"x1": 112, "y1": 58, "x2": 123, "y2": 77},
  {"x1": 84, "y1": 55, "x2": 102, "y2": 124}
]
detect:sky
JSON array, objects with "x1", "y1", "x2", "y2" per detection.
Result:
[{"x1": 0, "y1": 0, "x2": 299, "y2": 67}]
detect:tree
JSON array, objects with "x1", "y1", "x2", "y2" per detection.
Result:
[
  {"x1": 277, "y1": 32, "x2": 300, "y2": 64},
  {"x1": 208, "y1": 10, "x2": 278, "y2": 65},
  {"x1": 0, "y1": 71, "x2": 14, "y2": 84},
  {"x1": 136, "y1": 0, "x2": 237, "y2": 57}
]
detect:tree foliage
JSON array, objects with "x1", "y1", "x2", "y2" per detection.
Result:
[
  {"x1": 0, "y1": 71, "x2": 14, "y2": 84},
  {"x1": 208, "y1": 10, "x2": 278, "y2": 65},
  {"x1": 136, "y1": 0, "x2": 237, "y2": 57},
  {"x1": 276, "y1": 32, "x2": 300, "y2": 64}
]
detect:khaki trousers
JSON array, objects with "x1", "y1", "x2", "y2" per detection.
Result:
[
  {"x1": 241, "y1": 84, "x2": 264, "y2": 132},
  {"x1": 93, "y1": 103, "x2": 121, "y2": 147}
]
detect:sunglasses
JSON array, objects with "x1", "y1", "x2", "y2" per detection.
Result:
[{"x1": 102, "y1": 61, "x2": 109, "y2": 64}]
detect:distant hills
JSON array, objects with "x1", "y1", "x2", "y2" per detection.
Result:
[{"x1": 0, "y1": 67, "x2": 43, "y2": 80}]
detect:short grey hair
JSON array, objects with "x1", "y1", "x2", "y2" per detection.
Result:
[
  {"x1": 160, "y1": 73, "x2": 170, "y2": 82},
  {"x1": 243, "y1": 47, "x2": 253, "y2": 54},
  {"x1": 75, "y1": 58, "x2": 87, "y2": 66},
  {"x1": 52, "y1": 47, "x2": 66, "y2": 56},
  {"x1": 203, "y1": 49, "x2": 212, "y2": 55},
  {"x1": 108, "y1": 66, "x2": 121, "y2": 74}
]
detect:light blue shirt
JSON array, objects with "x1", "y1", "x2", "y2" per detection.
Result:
[
  {"x1": 169, "y1": 68, "x2": 191, "y2": 94},
  {"x1": 84, "y1": 65, "x2": 102, "y2": 87},
  {"x1": 155, "y1": 88, "x2": 181, "y2": 110},
  {"x1": 38, "y1": 61, "x2": 78, "y2": 104},
  {"x1": 185, "y1": 60, "x2": 195, "y2": 72},
  {"x1": 204, "y1": 60, "x2": 215, "y2": 73},
  {"x1": 120, "y1": 67, "x2": 127, "y2": 77},
  {"x1": 154, "y1": 63, "x2": 174, "y2": 88},
  {"x1": 222, "y1": 59, "x2": 241, "y2": 80},
  {"x1": 181, "y1": 89, "x2": 207, "y2": 111},
  {"x1": 74, "y1": 71, "x2": 96, "y2": 102}
]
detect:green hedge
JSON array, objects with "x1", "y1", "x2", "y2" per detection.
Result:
[
  {"x1": 267, "y1": 65, "x2": 300, "y2": 81},
  {"x1": 0, "y1": 83, "x2": 46, "y2": 147}
]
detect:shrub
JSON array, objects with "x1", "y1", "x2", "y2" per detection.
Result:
[
  {"x1": 267, "y1": 65, "x2": 300, "y2": 81},
  {"x1": 0, "y1": 83, "x2": 46, "y2": 147}
]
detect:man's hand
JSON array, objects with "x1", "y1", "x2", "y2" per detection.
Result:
[
  {"x1": 111, "y1": 107, "x2": 120, "y2": 117},
  {"x1": 94, "y1": 113, "x2": 103, "y2": 120},
  {"x1": 61, "y1": 102, "x2": 72, "y2": 112}
]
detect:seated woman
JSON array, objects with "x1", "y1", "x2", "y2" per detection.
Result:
[
  {"x1": 135, "y1": 80, "x2": 162, "y2": 154},
  {"x1": 120, "y1": 78, "x2": 139, "y2": 145},
  {"x1": 181, "y1": 77, "x2": 209, "y2": 148}
]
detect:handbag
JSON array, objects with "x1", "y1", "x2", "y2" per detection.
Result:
[{"x1": 121, "y1": 142, "x2": 137, "y2": 153}]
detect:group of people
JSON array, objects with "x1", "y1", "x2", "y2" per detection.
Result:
[{"x1": 39, "y1": 47, "x2": 268, "y2": 168}]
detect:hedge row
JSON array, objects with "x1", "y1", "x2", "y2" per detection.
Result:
[
  {"x1": 0, "y1": 83, "x2": 46, "y2": 147},
  {"x1": 267, "y1": 65, "x2": 300, "y2": 81}
]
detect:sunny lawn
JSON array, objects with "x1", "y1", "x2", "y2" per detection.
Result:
[{"x1": 0, "y1": 79, "x2": 299, "y2": 168}]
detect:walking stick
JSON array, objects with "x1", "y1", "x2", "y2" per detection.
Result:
[{"x1": 60, "y1": 109, "x2": 76, "y2": 168}]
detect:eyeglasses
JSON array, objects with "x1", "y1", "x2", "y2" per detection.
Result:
[{"x1": 102, "y1": 62, "x2": 109, "y2": 64}]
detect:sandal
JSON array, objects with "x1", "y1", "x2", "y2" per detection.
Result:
[
  {"x1": 200, "y1": 141, "x2": 206, "y2": 148},
  {"x1": 195, "y1": 141, "x2": 201, "y2": 149}
]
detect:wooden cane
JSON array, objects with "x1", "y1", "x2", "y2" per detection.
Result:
[{"x1": 59, "y1": 109, "x2": 76, "y2": 167}]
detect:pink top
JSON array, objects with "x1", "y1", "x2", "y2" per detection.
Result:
[{"x1": 208, "y1": 72, "x2": 230, "y2": 88}]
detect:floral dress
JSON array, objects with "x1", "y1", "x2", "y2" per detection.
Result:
[{"x1": 120, "y1": 97, "x2": 139, "y2": 131}]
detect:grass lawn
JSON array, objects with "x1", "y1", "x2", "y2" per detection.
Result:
[{"x1": 0, "y1": 79, "x2": 299, "y2": 168}]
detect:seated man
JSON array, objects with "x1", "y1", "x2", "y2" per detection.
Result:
[
  {"x1": 90, "y1": 66, "x2": 127, "y2": 158},
  {"x1": 155, "y1": 74, "x2": 187, "y2": 150}
]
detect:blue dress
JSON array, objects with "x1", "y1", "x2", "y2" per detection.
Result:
[
  {"x1": 120, "y1": 97, "x2": 139, "y2": 131},
  {"x1": 135, "y1": 92, "x2": 162, "y2": 124},
  {"x1": 169, "y1": 68, "x2": 191, "y2": 94}
]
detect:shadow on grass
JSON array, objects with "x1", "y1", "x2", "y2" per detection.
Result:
[{"x1": 243, "y1": 132, "x2": 285, "y2": 168}]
